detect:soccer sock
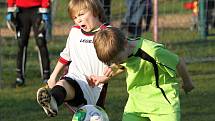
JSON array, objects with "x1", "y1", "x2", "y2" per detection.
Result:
[{"x1": 50, "y1": 85, "x2": 67, "y2": 106}]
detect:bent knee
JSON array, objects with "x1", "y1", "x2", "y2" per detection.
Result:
[{"x1": 56, "y1": 80, "x2": 75, "y2": 100}]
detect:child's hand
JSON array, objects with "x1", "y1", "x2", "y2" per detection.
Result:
[
  {"x1": 103, "y1": 66, "x2": 113, "y2": 77},
  {"x1": 86, "y1": 75, "x2": 96, "y2": 87},
  {"x1": 182, "y1": 80, "x2": 195, "y2": 94},
  {"x1": 47, "y1": 77, "x2": 56, "y2": 88},
  {"x1": 86, "y1": 75, "x2": 109, "y2": 87},
  {"x1": 86, "y1": 66, "x2": 113, "y2": 87}
]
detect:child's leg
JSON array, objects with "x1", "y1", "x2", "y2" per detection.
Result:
[
  {"x1": 50, "y1": 76, "x2": 86, "y2": 106},
  {"x1": 37, "y1": 77, "x2": 86, "y2": 117},
  {"x1": 60, "y1": 77, "x2": 87, "y2": 107},
  {"x1": 149, "y1": 112, "x2": 180, "y2": 121},
  {"x1": 38, "y1": 78, "x2": 75, "y2": 108},
  {"x1": 54, "y1": 79, "x2": 75, "y2": 102}
]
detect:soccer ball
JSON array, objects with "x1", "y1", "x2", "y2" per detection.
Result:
[{"x1": 72, "y1": 105, "x2": 109, "y2": 121}]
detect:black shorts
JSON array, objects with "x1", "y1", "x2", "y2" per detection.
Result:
[{"x1": 60, "y1": 76, "x2": 87, "y2": 107}]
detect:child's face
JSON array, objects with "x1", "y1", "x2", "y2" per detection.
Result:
[
  {"x1": 110, "y1": 50, "x2": 128, "y2": 65},
  {"x1": 72, "y1": 9, "x2": 101, "y2": 32}
]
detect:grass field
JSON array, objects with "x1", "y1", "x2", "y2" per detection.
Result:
[
  {"x1": 1, "y1": 34, "x2": 215, "y2": 121},
  {"x1": 1, "y1": 0, "x2": 215, "y2": 121}
]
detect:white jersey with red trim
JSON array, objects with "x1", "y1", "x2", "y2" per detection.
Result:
[{"x1": 60, "y1": 25, "x2": 108, "y2": 105}]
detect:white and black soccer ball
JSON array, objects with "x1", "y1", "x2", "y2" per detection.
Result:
[{"x1": 72, "y1": 105, "x2": 109, "y2": 121}]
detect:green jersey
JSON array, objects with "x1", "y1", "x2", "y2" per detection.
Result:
[{"x1": 122, "y1": 38, "x2": 180, "y2": 114}]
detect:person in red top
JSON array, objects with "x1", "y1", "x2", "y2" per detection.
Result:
[
  {"x1": 183, "y1": 0, "x2": 198, "y2": 31},
  {"x1": 6, "y1": 0, "x2": 51, "y2": 87}
]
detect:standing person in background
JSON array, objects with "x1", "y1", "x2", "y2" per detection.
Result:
[
  {"x1": 6, "y1": 0, "x2": 51, "y2": 87},
  {"x1": 191, "y1": 0, "x2": 198, "y2": 31},
  {"x1": 183, "y1": 0, "x2": 199, "y2": 31},
  {"x1": 120, "y1": 0, "x2": 153, "y2": 38}
]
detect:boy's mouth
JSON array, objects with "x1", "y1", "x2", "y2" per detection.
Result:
[{"x1": 81, "y1": 25, "x2": 86, "y2": 29}]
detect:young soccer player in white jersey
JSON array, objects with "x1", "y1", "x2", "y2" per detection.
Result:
[{"x1": 36, "y1": 0, "x2": 112, "y2": 117}]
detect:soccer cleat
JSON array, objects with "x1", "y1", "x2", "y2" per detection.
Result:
[
  {"x1": 37, "y1": 87, "x2": 58, "y2": 117},
  {"x1": 42, "y1": 79, "x2": 48, "y2": 84},
  {"x1": 11, "y1": 78, "x2": 25, "y2": 88}
]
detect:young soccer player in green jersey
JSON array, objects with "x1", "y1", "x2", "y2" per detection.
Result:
[{"x1": 91, "y1": 27, "x2": 194, "y2": 121}]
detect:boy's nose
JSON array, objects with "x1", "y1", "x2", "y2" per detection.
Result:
[{"x1": 77, "y1": 17, "x2": 82, "y2": 23}]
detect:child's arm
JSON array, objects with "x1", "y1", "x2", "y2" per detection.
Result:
[
  {"x1": 88, "y1": 64, "x2": 125, "y2": 87},
  {"x1": 177, "y1": 57, "x2": 194, "y2": 93},
  {"x1": 48, "y1": 61, "x2": 66, "y2": 88}
]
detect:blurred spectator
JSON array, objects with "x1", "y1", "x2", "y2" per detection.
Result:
[
  {"x1": 184, "y1": 0, "x2": 215, "y2": 33},
  {"x1": 206, "y1": 0, "x2": 215, "y2": 31},
  {"x1": 6, "y1": 0, "x2": 51, "y2": 87},
  {"x1": 183, "y1": 0, "x2": 198, "y2": 31},
  {"x1": 192, "y1": 0, "x2": 198, "y2": 31},
  {"x1": 120, "y1": 0, "x2": 153, "y2": 38}
]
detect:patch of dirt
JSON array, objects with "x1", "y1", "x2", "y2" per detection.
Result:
[
  {"x1": 157, "y1": 14, "x2": 193, "y2": 28},
  {"x1": 111, "y1": 13, "x2": 193, "y2": 29}
]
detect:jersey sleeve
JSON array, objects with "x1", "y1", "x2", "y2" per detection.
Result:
[
  {"x1": 60, "y1": 46, "x2": 71, "y2": 62},
  {"x1": 154, "y1": 45, "x2": 179, "y2": 77}
]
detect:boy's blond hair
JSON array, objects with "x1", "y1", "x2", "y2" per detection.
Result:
[
  {"x1": 94, "y1": 27, "x2": 126, "y2": 64},
  {"x1": 68, "y1": 0, "x2": 106, "y2": 23}
]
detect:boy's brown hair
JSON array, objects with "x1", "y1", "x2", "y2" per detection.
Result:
[
  {"x1": 68, "y1": 0, "x2": 106, "y2": 23},
  {"x1": 94, "y1": 27, "x2": 126, "y2": 64}
]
